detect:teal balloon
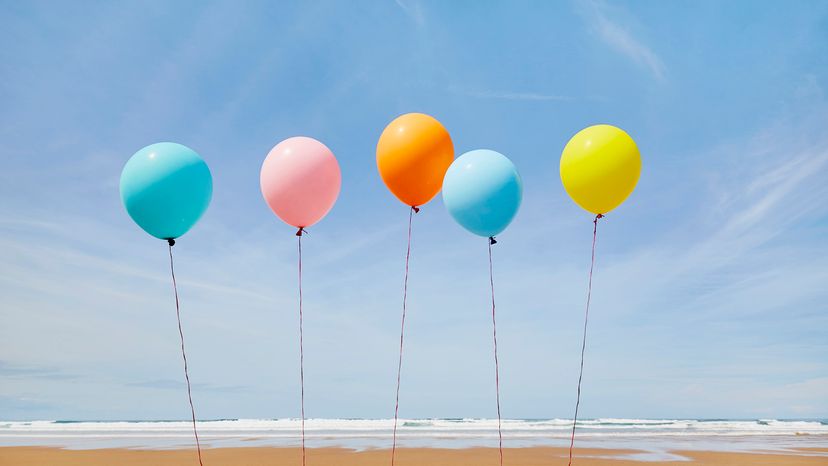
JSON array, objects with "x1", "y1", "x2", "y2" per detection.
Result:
[
  {"x1": 442, "y1": 149, "x2": 522, "y2": 238},
  {"x1": 120, "y1": 142, "x2": 212, "y2": 240}
]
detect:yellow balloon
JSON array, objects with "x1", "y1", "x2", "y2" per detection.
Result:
[{"x1": 560, "y1": 125, "x2": 641, "y2": 215}]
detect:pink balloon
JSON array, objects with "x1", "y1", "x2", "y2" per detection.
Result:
[{"x1": 260, "y1": 137, "x2": 341, "y2": 229}]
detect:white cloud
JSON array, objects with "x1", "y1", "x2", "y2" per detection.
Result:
[
  {"x1": 579, "y1": 0, "x2": 666, "y2": 81},
  {"x1": 394, "y1": 0, "x2": 425, "y2": 27}
]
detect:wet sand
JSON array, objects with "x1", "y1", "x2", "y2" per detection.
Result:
[{"x1": 2, "y1": 446, "x2": 827, "y2": 465}]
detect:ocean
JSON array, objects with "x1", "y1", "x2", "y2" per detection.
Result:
[{"x1": 1, "y1": 418, "x2": 827, "y2": 459}]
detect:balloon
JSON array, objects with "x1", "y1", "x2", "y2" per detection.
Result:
[
  {"x1": 376, "y1": 113, "x2": 454, "y2": 207},
  {"x1": 120, "y1": 142, "x2": 212, "y2": 240},
  {"x1": 260, "y1": 136, "x2": 341, "y2": 229},
  {"x1": 560, "y1": 125, "x2": 641, "y2": 215},
  {"x1": 442, "y1": 149, "x2": 523, "y2": 238}
]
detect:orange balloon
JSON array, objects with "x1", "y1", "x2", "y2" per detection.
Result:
[{"x1": 376, "y1": 113, "x2": 454, "y2": 207}]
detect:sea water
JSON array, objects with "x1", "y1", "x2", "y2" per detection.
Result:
[{"x1": 1, "y1": 418, "x2": 826, "y2": 460}]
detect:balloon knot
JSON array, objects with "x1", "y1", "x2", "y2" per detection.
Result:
[
  {"x1": 595, "y1": 213, "x2": 604, "y2": 222},
  {"x1": 489, "y1": 236, "x2": 497, "y2": 245},
  {"x1": 296, "y1": 227, "x2": 306, "y2": 237},
  {"x1": 167, "y1": 238, "x2": 176, "y2": 247},
  {"x1": 411, "y1": 206, "x2": 420, "y2": 213}
]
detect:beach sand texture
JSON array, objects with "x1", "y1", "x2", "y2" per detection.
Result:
[{"x1": 2, "y1": 447, "x2": 827, "y2": 465}]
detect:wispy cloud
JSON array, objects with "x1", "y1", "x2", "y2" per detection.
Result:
[
  {"x1": 126, "y1": 379, "x2": 249, "y2": 393},
  {"x1": 394, "y1": 0, "x2": 425, "y2": 27},
  {"x1": 0, "y1": 395, "x2": 55, "y2": 414},
  {"x1": 0, "y1": 361, "x2": 79, "y2": 381},
  {"x1": 612, "y1": 111, "x2": 828, "y2": 313},
  {"x1": 579, "y1": 0, "x2": 666, "y2": 81}
]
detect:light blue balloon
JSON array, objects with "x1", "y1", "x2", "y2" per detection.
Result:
[
  {"x1": 120, "y1": 142, "x2": 212, "y2": 240},
  {"x1": 442, "y1": 149, "x2": 523, "y2": 238}
]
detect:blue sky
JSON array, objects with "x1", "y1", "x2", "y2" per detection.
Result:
[{"x1": 1, "y1": 0, "x2": 827, "y2": 421}]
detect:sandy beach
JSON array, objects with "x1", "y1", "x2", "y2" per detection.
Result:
[{"x1": 2, "y1": 447, "x2": 827, "y2": 466}]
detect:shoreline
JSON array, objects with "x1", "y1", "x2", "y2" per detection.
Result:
[{"x1": 2, "y1": 446, "x2": 827, "y2": 465}]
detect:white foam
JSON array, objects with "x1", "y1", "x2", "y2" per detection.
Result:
[{"x1": 1, "y1": 418, "x2": 826, "y2": 452}]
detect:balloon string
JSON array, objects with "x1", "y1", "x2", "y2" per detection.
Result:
[
  {"x1": 168, "y1": 240, "x2": 204, "y2": 466},
  {"x1": 391, "y1": 206, "x2": 417, "y2": 466},
  {"x1": 568, "y1": 214, "x2": 602, "y2": 466},
  {"x1": 298, "y1": 230, "x2": 306, "y2": 466},
  {"x1": 488, "y1": 237, "x2": 503, "y2": 466}
]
